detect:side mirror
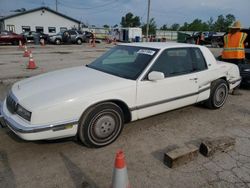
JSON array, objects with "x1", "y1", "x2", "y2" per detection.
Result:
[{"x1": 148, "y1": 71, "x2": 165, "y2": 81}]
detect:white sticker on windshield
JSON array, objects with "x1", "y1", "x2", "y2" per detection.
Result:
[{"x1": 137, "y1": 49, "x2": 156, "y2": 56}]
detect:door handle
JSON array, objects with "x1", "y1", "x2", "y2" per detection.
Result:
[{"x1": 189, "y1": 78, "x2": 198, "y2": 81}]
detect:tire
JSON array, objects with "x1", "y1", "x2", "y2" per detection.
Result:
[
  {"x1": 78, "y1": 102, "x2": 124, "y2": 148},
  {"x1": 204, "y1": 79, "x2": 229, "y2": 109},
  {"x1": 55, "y1": 39, "x2": 61, "y2": 45},
  {"x1": 76, "y1": 38, "x2": 82, "y2": 45}
]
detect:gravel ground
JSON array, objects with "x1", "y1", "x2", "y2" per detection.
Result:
[{"x1": 0, "y1": 44, "x2": 250, "y2": 188}]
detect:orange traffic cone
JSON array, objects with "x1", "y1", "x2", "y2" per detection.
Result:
[
  {"x1": 23, "y1": 45, "x2": 30, "y2": 57},
  {"x1": 111, "y1": 150, "x2": 130, "y2": 188},
  {"x1": 19, "y1": 40, "x2": 24, "y2": 49},
  {"x1": 27, "y1": 52, "x2": 37, "y2": 69}
]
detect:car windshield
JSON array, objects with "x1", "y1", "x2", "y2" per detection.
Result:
[{"x1": 88, "y1": 45, "x2": 159, "y2": 80}]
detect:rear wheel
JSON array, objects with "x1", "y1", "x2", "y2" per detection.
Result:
[
  {"x1": 78, "y1": 102, "x2": 124, "y2": 148},
  {"x1": 204, "y1": 79, "x2": 228, "y2": 109}
]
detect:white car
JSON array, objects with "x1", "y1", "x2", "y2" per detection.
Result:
[{"x1": 0, "y1": 43, "x2": 241, "y2": 147}]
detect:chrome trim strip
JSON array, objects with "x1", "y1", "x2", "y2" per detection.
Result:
[
  {"x1": 4, "y1": 117, "x2": 78, "y2": 133},
  {"x1": 229, "y1": 78, "x2": 241, "y2": 85},
  {"x1": 130, "y1": 86, "x2": 210, "y2": 111},
  {"x1": 4, "y1": 116, "x2": 78, "y2": 134}
]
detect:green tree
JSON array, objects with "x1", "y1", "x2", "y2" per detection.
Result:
[
  {"x1": 207, "y1": 17, "x2": 214, "y2": 31},
  {"x1": 120, "y1": 12, "x2": 141, "y2": 27},
  {"x1": 160, "y1": 24, "x2": 168, "y2": 30},
  {"x1": 179, "y1": 22, "x2": 189, "y2": 31},
  {"x1": 142, "y1": 18, "x2": 157, "y2": 35},
  {"x1": 185, "y1": 19, "x2": 208, "y2": 31},
  {"x1": 103, "y1": 24, "x2": 109, "y2": 28},
  {"x1": 225, "y1": 14, "x2": 236, "y2": 29},
  {"x1": 170, "y1": 23, "x2": 180, "y2": 31},
  {"x1": 212, "y1": 14, "x2": 235, "y2": 32}
]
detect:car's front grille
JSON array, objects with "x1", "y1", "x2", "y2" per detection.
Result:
[{"x1": 6, "y1": 94, "x2": 17, "y2": 114}]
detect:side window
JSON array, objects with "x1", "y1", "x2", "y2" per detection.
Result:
[
  {"x1": 150, "y1": 48, "x2": 193, "y2": 77},
  {"x1": 190, "y1": 48, "x2": 207, "y2": 71}
]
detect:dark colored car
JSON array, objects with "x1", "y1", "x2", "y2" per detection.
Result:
[
  {"x1": 22, "y1": 31, "x2": 49, "y2": 44},
  {"x1": 0, "y1": 30, "x2": 26, "y2": 45},
  {"x1": 49, "y1": 30, "x2": 87, "y2": 45},
  {"x1": 241, "y1": 29, "x2": 250, "y2": 60}
]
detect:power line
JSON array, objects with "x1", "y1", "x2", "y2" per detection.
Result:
[
  {"x1": 58, "y1": 0, "x2": 117, "y2": 10},
  {"x1": 83, "y1": 2, "x2": 120, "y2": 16}
]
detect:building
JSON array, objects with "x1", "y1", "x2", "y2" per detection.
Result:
[{"x1": 0, "y1": 7, "x2": 81, "y2": 34}]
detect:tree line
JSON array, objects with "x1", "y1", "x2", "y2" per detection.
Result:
[{"x1": 110, "y1": 12, "x2": 237, "y2": 35}]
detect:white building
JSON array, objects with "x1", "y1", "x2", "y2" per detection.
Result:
[{"x1": 0, "y1": 7, "x2": 81, "y2": 34}]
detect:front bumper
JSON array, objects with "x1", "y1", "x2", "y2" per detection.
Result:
[{"x1": 1, "y1": 100, "x2": 78, "y2": 140}]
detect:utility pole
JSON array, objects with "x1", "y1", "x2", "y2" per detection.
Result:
[
  {"x1": 56, "y1": 0, "x2": 58, "y2": 12},
  {"x1": 146, "y1": 0, "x2": 151, "y2": 42}
]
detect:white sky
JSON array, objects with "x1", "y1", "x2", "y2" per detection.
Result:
[{"x1": 0, "y1": 0, "x2": 249, "y2": 28}]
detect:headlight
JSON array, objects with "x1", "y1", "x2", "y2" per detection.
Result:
[
  {"x1": 16, "y1": 104, "x2": 31, "y2": 121},
  {"x1": 243, "y1": 69, "x2": 250, "y2": 72}
]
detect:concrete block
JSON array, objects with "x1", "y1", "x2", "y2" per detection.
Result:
[
  {"x1": 164, "y1": 144, "x2": 199, "y2": 168},
  {"x1": 199, "y1": 136, "x2": 236, "y2": 157}
]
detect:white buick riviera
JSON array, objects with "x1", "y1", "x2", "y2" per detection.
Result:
[{"x1": 0, "y1": 43, "x2": 241, "y2": 147}]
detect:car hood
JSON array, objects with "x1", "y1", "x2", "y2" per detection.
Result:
[{"x1": 11, "y1": 66, "x2": 135, "y2": 110}]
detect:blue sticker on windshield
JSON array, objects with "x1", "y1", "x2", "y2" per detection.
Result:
[{"x1": 137, "y1": 49, "x2": 156, "y2": 56}]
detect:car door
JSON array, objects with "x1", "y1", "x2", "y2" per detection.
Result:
[
  {"x1": 189, "y1": 48, "x2": 212, "y2": 102},
  {"x1": 69, "y1": 30, "x2": 77, "y2": 42},
  {"x1": 136, "y1": 48, "x2": 199, "y2": 119}
]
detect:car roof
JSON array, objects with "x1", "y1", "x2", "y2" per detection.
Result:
[{"x1": 119, "y1": 42, "x2": 200, "y2": 50}]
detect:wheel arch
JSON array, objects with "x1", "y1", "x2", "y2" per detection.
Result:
[
  {"x1": 79, "y1": 99, "x2": 132, "y2": 124},
  {"x1": 76, "y1": 37, "x2": 82, "y2": 42},
  {"x1": 216, "y1": 76, "x2": 229, "y2": 88}
]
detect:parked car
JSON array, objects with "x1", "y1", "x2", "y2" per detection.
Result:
[
  {"x1": 49, "y1": 30, "x2": 87, "y2": 45},
  {"x1": 185, "y1": 32, "x2": 225, "y2": 47},
  {"x1": 0, "y1": 30, "x2": 26, "y2": 45},
  {"x1": 22, "y1": 31, "x2": 49, "y2": 44},
  {"x1": 48, "y1": 31, "x2": 63, "y2": 45},
  {"x1": 0, "y1": 43, "x2": 241, "y2": 147}
]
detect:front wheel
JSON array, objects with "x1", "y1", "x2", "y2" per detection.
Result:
[
  {"x1": 78, "y1": 102, "x2": 124, "y2": 148},
  {"x1": 76, "y1": 38, "x2": 82, "y2": 45},
  {"x1": 55, "y1": 39, "x2": 61, "y2": 45},
  {"x1": 204, "y1": 79, "x2": 229, "y2": 109}
]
